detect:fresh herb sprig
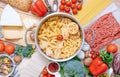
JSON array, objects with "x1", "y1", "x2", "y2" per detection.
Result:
[{"x1": 100, "y1": 50, "x2": 113, "y2": 67}]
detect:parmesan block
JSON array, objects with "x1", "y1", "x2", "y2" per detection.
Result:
[
  {"x1": 0, "y1": 5, "x2": 22, "y2": 26},
  {"x1": 2, "y1": 26, "x2": 23, "y2": 39}
]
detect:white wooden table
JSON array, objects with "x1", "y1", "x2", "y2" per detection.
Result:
[
  {"x1": 0, "y1": 0, "x2": 120, "y2": 77},
  {"x1": 19, "y1": 0, "x2": 120, "y2": 77}
]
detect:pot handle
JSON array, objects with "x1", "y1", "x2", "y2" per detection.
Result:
[{"x1": 25, "y1": 29, "x2": 36, "y2": 49}]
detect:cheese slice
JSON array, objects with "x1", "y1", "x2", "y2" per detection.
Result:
[
  {"x1": 74, "y1": 0, "x2": 112, "y2": 26},
  {"x1": 2, "y1": 26, "x2": 23, "y2": 39},
  {"x1": 23, "y1": 18, "x2": 37, "y2": 29},
  {"x1": 0, "y1": 5, "x2": 22, "y2": 26}
]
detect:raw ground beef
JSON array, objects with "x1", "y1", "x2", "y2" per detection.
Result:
[{"x1": 84, "y1": 12, "x2": 120, "y2": 51}]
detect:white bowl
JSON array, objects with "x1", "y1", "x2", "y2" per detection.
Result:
[{"x1": 0, "y1": 54, "x2": 15, "y2": 77}]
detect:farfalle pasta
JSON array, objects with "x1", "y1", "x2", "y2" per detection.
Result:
[{"x1": 38, "y1": 16, "x2": 82, "y2": 59}]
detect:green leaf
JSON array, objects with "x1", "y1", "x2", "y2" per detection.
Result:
[
  {"x1": 88, "y1": 73, "x2": 93, "y2": 77},
  {"x1": 116, "y1": 75, "x2": 120, "y2": 77},
  {"x1": 73, "y1": 56, "x2": 81, "y2": 61},
  {"x1": 60, "y1": 66, "x2": 64, "y2": 75},
  {"x1": 84, "y1": 66, "x2": 89, "y2": 73},
  {"x1": 100, "y1": 50, "x2": 113, "y2": 67}
]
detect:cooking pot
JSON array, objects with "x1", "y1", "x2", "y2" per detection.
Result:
[{"x1": 27, "y1": 12, "x2": 84, "y2": 62}]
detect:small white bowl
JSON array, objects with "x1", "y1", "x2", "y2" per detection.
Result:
[
  {"x1": 0, "y1": 54, "x2": 15, "y2": 77},
  {"x1": 46, "y1": 62, "x2": 61, "y2": 77}
]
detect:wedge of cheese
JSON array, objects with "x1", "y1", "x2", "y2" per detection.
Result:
[
  {"x1": 2, "y1": 26, "x2": 23, "y2": 39},
  {"x1": 0, "y1": 5, "x2": 22, "y2": 26}
]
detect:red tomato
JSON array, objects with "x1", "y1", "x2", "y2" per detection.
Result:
[
  {"x1": 57, "y1": 35, "x2": 63, "y2": 41},
  {"x1": 59, "y1": 5, "x2": 65, "y2": 11},
  {"x1": 90, "y1": 51, "x2": 94, "y2": 55},
  {"x1": 66, "y1": 1, "x2": 71, "y2": 7},
  {"x1": 72, "y1": 8, "x2": 77, "y2": 14},
  {"x1": 43, "y1": 74, "x2": 48, "y2": 77},
  {"x1": 47, "y1": 73, "x2": 53, "y2": 77},
  {"x1": 5, "y1": 44, "x2": 15, "y2": 55},
  {"x1": 91, "y1": 54, "x2": 96, "y2": 59},
  {"x1": 107, "y1": 44, "x2": 118, "y2": 53},
  {"x1": 35, "y1": 0, "x2": 47, "y2": 15},
  {"x1": 72, "y1": 0, "x2": 77, "y2": 3},
  {"x1": 0, "y1": 41, "x2": 5, "y2": 52},
  {"x1": 42, "y1": 67, "x2": 48, "y2": 74},
  {"x1": 77, "y1": 4, "x2": 82, "y2": 10},
  {"x1": 30, "y1": 5, "x2": 44, "y2": 17},
  {"x1": 96, "y1": 52, "x2": 99, "y2": 56},
  {"x1": 65, "y1": 7, "x2": 70, "y2": 13},
  {"x1": 61, "y1": 0, "x2": 66, "y2": 5},
  {"x1": 71, "y1": 4, "x2": 76, "y2": 9}
]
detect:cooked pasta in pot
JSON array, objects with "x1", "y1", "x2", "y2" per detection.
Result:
[{"x1": 38, "y1": 16, "x2": 82, "y2": 59}]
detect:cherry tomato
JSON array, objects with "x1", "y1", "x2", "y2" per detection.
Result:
[
  {"x1": 0, "y1": 41, "x2": 5, "y2": 52},
  {"x1": 61, "y1": 0, "x2": 66, "y2": 5},
  {"x1": 66, "y1": 1, "x2": 71, "y2": 7},
  {"x1": 65, "y1": 7, "x2": 70, "y2": 13},
  {"x1": 59, "y1": 5, "x2": 65, "y2": 11},
  {"x1": 96, "y1": 52, "x2": 99, "y2": 56},
  {"x1": 42, "y1": 67, "x2": 48, "y2": 74},
  {"x1": 72, "y1": 8, "x2": 77, "y2": 14},
  {"x1": 107, "y1": 44, "x2": 118, "y2": 53},
  {"x1": 47, "y1": 73, "x2": 54, "y2": 77},
  {"x1": 43, "y1": 74, "x2": 47, "y2": 77},
  {"x1": 90, "y1": 51, "x2": 94, "y2": 55},
  {"x1": 57, "y1": 35, "x2": 63, "y2": 41},
  {"x1": 5, "y1": 44, "x2": 15, "y2": 55},
  {"x1": 91, "y1": 54, "x2": 96, "y2": 59},
  {"x1": 72, "y1": 0, "x2": 77, "y2": 3},
  {"x1": 77, "y1": 4, "x2": 82, "y2": 10},
  {"x1": 71, "y1": 4, "x2": 76, "y2": 9}
]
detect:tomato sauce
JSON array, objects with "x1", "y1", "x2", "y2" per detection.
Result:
[{"x1": 48, "y1": 62, "x2": 59, "y2": 73}]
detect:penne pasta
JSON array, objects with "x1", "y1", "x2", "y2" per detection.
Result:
[{"x1": 38, "y1": 16, "x2": 82, "y2": 59}]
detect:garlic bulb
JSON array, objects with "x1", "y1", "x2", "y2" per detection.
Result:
[
  {"x1": 77, "y1": 50, "x2": 85, "y2": 59},
  {"x1": 82, "y1": 42, "x2": 90, "y2": 51}
]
